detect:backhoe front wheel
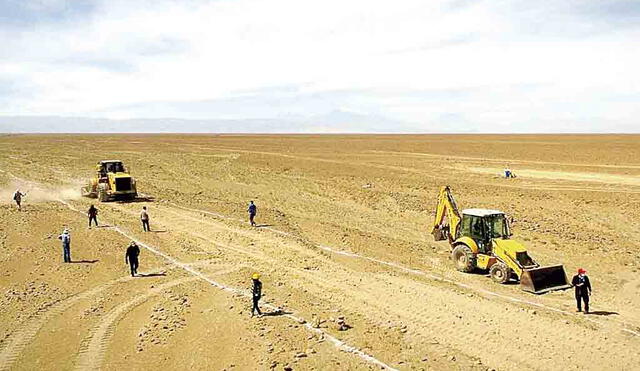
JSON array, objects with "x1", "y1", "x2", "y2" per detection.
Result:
[
  {"x1": 451, "y1": 245, "x2": 475, "y2": 273},
  {"x1": 490, "y1": 262, "x2": 511, "y2": 284}
]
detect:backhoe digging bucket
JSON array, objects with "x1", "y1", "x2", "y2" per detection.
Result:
[{"x1": 520, "y1": 265, "x2": 572, "y2": 294}]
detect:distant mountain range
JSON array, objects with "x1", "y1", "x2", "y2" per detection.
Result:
[{"x1": 0, "y1": 111, "x2": 427, "y2": 133}]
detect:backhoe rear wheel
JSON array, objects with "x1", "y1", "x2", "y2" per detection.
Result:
[
  {"x1": 490, "y1": 262, "x2": 511, "y2": 284},
  {"x1": 451, "y1": 245, "x2": 475, "y2": 273}
]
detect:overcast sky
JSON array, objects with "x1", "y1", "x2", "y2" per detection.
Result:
[{"x1": 1, "y1": 0, "x2": 639, "y2": 133}]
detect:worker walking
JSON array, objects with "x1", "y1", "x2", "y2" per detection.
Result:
[
  {"x1": 140, "y1": 206, "x2": 150, "y2": 232},
  {"x1": 13, "y1": 189, "x2": 26, "y2": 211},
  {"x1": 572, "y1": 268, "x2": 592, "y2": 313},
  {"x1": 251, "y1": 273, "x2": 263, "y2": 317},
  {"x1": 125, "y1": 241, "x2": 140, "y2": 277},
  {"x1": 87, "y1": 205, "x2": 99, "y2": 228},
  {"x1": 58, "y1": 228, "x2": 71, "y2": 263},
  {"x1": 248, "y1": 201, "x2": 257, "y2": 227}
]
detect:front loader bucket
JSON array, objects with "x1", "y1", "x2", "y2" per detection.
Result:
[{"x1": 520, "y1": 265, "x2": 572, "y2": 294}]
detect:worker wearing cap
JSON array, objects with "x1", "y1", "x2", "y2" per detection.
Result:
[
  {"x1": 571, "y1": 268, "x2": 592, "y2": 313},
  {"x1": 58, "y1": 228, "x2": 71, "y2": 263},
  {"x1": 251, "y1": 273, "x2": 263, "y2": 317}
]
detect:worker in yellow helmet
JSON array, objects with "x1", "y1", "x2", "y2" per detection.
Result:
[{"x1": 251, "y1": 272, "x2": 262, "y2": 317}]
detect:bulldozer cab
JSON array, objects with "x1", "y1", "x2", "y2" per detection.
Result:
[{"x1": 99, "y1": 161, "x2": 125, "y2": 175}]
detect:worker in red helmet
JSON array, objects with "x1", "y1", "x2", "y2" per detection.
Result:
[{"x1": 571, "y1": 268, "x2": 592, "y2": 313}]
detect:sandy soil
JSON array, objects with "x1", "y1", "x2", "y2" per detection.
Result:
[{"x1": 0, "y1": 134, "x2": 639, "y2": 371}]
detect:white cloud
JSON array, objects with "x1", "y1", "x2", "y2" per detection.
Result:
[{"x1": 0, "y1": 0, "x2": 639, "y2": 132}]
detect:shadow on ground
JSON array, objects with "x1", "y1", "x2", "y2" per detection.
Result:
[
  {"x1": 260, "y1": 310, "x2": 293, "y2": 317},
  {"x1": 587, "y1": 311, "x2": 619, "y2": 316},
  {"x1": 137, "y1": 272, "x2": 167, "y2": 278}
]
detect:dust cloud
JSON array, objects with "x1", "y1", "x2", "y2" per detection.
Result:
[{"x1": 0, "y1": 179, "x2": 82, "y2": 204}]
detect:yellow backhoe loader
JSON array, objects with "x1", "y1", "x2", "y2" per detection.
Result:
[
  {"x1": 431, "y1": 186, "x2": 570, "y2": 294},
  {"x1": 81, "y1": 160, "x2": 137, "y2": 202}
]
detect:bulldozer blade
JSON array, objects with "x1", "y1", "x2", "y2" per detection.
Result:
[{"x1": 520, "y1": 265, "x2": 572, "y2": 294}]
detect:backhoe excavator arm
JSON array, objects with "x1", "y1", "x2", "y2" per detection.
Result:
[{"x1": 432, "y1": 186, "x2": 462, "y2": 243}]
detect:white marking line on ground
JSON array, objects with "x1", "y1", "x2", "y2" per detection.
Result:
[
  {"x1": 168, "y1": 202, "x2": 640, "y2": 338},
  {"x1": 56, "y1": 199, "x2": 397, "y2": 371}
]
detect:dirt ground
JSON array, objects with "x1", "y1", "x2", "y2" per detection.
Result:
[{"x1": 0, "y1": 134, "x2": 639, "y2": 371}]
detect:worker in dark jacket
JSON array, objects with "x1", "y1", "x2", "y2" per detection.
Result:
[
  {"x1": 251, "y1": 272, "x2": 262, "y2": 317},
  {"x1": 87, "y1": 205, "x2": 99, "y2": 228},
  {"x1": 13, "y1": 189, "x2": 26, "y2": 211},
  {"x1": 248, "y1": 201, "x2": 257, "y2": 227},
  {"x1": 125, "y1": 241, "x2": 140, "y2": 277},
  {"x1": 571, "y1": 268, "x2": 592, "y2": 313}
]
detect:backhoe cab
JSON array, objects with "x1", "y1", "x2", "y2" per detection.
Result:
[
  {"x1": 432, "y1": 186, "x2": 570, "y2": 294},
  {"x1": 81, "y1": 160, "x2": 137, "y2": 202}
]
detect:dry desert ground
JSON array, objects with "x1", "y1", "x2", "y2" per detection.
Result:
[{"x1": 1, "y1": 134, "x2": 639, "y2": 371}]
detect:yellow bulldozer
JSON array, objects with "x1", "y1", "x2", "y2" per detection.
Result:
[
  {"x1": 81, "y1": 160, "x2": 137, "y2": 202},
  {"x1": 431, "y1": 186, "x2": 571, "y2": 294}
]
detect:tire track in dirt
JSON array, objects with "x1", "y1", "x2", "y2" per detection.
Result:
[
  {"x1": 74, "y1": 276, "x2": 199, "y2": 371},
  {"x1": 6, "y1": 170, "x2": 639, "y2": 369},
  {"x1": 6, "y1": 167, "x2": 640, "y2": 338},
  {"x1": 74, "y1": 266, "x2": 241, "y2": 371},
  {"x1": 0, "y1": 271, "x2": 164, "y2": 371},
  {"x1": 164, "y1": 202, "x2": 640, "y2": 337}
]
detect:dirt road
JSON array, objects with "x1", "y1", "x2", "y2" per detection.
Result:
[{"x1": 1, "y1": 134, "x2": 639, "y2": 370}]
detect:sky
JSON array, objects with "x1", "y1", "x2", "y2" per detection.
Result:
[{"x1": 1, "y1": 0, "x2": 639, "y2": 133}]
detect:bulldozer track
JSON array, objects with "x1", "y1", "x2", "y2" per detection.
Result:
[
  {"x1": 74, "y1": 276, "x2": 193, "y2": 370},
  {"x1": 74, "y1": 265, "x2": 241, "y2": 371},
  {"x1": 0, "y1": 272, "x2": 157, "y2": 371}
]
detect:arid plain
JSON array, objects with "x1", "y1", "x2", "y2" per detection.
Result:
[{"x1": 1, "y1": 134, "x2": 639, "y2": 371}]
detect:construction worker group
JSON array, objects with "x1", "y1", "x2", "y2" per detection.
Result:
[{"x1": 17, "y1": 189, "x2": 594, "y2": 316}]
